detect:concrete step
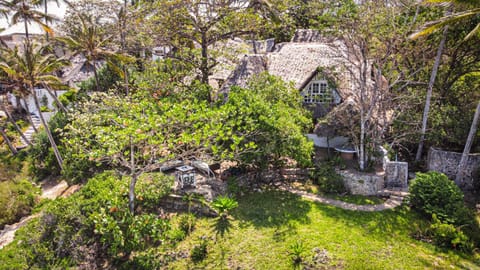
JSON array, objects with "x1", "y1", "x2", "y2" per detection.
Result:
[
  {"x1": 378, "y1": 189, "x2": 409, "y2": 198},
  {"x1": 389, "y1": 195, "x2": 404, "y2": 201}
]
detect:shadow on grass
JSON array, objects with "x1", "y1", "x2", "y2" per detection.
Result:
[
  {"x1": 232, "y1": 190, "x2": 311, "y2": 229},
  {"x1": 211, "y1": 217, "x2": 233, "y2": 238},
  {"x1": 314, "y1": 202, "x2": 421, "y2": 237}
]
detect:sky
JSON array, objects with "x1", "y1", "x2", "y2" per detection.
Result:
[{"x1": 0, "y1": 1, "x2": 69, "y2": 32}]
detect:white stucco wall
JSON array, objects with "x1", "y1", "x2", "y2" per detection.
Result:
[{"x1": 8, "y1": 89, "x2": 67, "y2": 116}]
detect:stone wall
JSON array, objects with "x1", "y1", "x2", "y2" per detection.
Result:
[
  {"x1": 427, "y1": 148, "x2": 480, "y2": 189},
  {"x1": 380, "y1": 147, "x2": 409, "y2": 189},
  {"x1": 384, "y1": 162, "x2": 408, "y2": 189},
  {"x1": 337, "y1": 169, "x2": 385, "y2": 195},
  {"x1": 158, "y1": 194, "x2": 218, "y2": 217}
]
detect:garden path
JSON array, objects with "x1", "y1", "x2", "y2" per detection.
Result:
[
  {"x1": 0, "y1": 179, "x2": 75, "y2": 249},
  {"x1": 279, "y1": 185, "x2": 408, "y2": 211}
]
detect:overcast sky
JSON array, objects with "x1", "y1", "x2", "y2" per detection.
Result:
[{"x1": 0, "y1": 1, "x2": 68, "y2": 30}]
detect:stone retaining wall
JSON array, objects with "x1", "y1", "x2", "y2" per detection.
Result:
[
  {"x1": 380, "y1": 147, "x2": 409, "y2": 189},
  {"x1": 427, "y1": 148, "x2": 480, "y2": 189},
  {"x1": 337, "y1": 169, "x2": 385, "y2": 195},
  {"x1": 158, "y1": 194, "x2": 218, "y2": 217}
]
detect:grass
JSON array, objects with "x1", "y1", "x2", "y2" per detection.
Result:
[
  {"x1": 291, "y1": 180, "x2": 386, "y2": 205},
  {"x1": 169, "y1": 190, "x2": 479, "y2": 269}
]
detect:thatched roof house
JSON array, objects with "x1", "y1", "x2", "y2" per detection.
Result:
[{"x1": 219, "y1": 29, "x2": 355, "y2": 118}]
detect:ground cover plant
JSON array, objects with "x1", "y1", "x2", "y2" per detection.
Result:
[
  {"x1": 0, "y1": 151, "x2": 40, "y2": 229},
  {"x1": 0, "y1": 171, "x2": 175, "y2": 269}
]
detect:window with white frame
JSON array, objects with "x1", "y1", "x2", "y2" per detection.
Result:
[{"x1": 302, "y1": 80, "x2": 332, "y2": 104}]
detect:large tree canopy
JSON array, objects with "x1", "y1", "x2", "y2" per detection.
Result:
[{"x1": 63, "y1": 73, "x2": 313, "y2": 213}]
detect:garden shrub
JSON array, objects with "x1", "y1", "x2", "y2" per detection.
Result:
[
  {"x1": 136, "y1": 172, "x2": 173, "y2": 212},
  {"x1": 226, "y1": 176, "x2": 246, "y2": 197},
  {"x1": 288, "y1": 241, "x2": 306, "y2": 265},
  {"x1": 91, "y1": 210, "x2": 170, "y2": 256},
  {"x1": 191, "y1": 238, "x2": 208, "y2": 262},
  {"x1": 312, "y1": 163, "x2": 346, "y2": 194},
  {"x1": 0, "y1": 171, "x2": 175, "y2": 268},
  {"x1": 429, "y1": 214, "x2": 473, "y2": 252},
  {"x1": 211, "y1": 196, "x2": 238, "y2": 218},
  {"x1": 177, "y1": 213, "x2": 196, "y2": 235},
  {"x1": 0, "y1": 178, "x2": 39, "y2": 229},
  {"x1": 409, "y1": 172, "x2": 465, "y2": 224}
]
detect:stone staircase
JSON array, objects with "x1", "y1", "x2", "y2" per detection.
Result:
[
  {"x1": 377, "y1": 188, "x2": 410, "y2": 207},
  {"x1": 17, "y1": 114, "x2": 42, "y2": 149}
]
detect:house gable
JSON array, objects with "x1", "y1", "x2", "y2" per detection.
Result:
[
  {"x1": 301, "y1": 72, "x2": 341, "y2": 105},
  {"x1": 301, "y1": 71, "x2": 343, "y2": 119}
]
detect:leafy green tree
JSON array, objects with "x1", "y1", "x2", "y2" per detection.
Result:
[
  {"x1": 225, "y1": 73, "x2": 313, "y2": 169},
  {"x1": 64, "y1": 74, "x2": 313, "y2": 212},
  {"x1": 146, "y1": 0, "x2": 262, "y2": 101}
]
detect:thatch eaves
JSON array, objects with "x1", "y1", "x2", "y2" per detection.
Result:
[
  {"x1": 220, "y1": 38, "x2": 355, "y2": 100},
  {"x1": 219, "y1": 54, "x2": 267, "y2": 94}
]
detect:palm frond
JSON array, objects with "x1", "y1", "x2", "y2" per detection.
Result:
[{"x1": 410, "y1": 8, "x2": 480, "y2": 39}]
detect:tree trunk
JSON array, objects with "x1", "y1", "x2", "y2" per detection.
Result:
[
  {"x1": 200, "y1": 32, "x2": 211, "y2": 100},
  {"x1": 128, "y1": 136, "x2": 136, "y2": 214},
  {"x1": 0, "y1": 100, "x2": 32, "y2": 146},
  {"x1": 416, "y1": 26, "x2": 448, "y2": 162},
  {"x1": 92, "y1": 58, "x2": 100, "y2": 92},
  {"x1": 455, "y1": 100, "x2": 480, "y2": 186},
  {"x1": 45, "y1": 1, "x2": 49, "y2": 41},
  {"x1": 359, "y1": 120, "x2": 365, "y2": 171},
  {"x1": 22, "y1": 98, "x2": 38, "y2": 133},
  {"x1": 32, "y1": 88, "x2": 64, "y2": 170},
  {"x1": 129, "y1": 174, "x2": 138, "y2": 214},
  {"x1": 43, "y1": 84, "x2": 67, "y2": 113},
  {"x1": 358, "y1": 45, "x2": 368, "y2": 171},
  {"x1": 0, "y1": 127, "x2": 18, "y2": 155},
  {"x1": 23, "y1": 9, "x2": 30, "y2": 46},
  {"x1": 122, "y1": 0, "x2": 129, "y2": 95}
]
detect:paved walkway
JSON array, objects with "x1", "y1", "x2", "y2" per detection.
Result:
[
  {"x1": 279, "y1": 185, "x2": 408, "y2": 212},
  {"x1": 0, "y1": 179, "x2": 71, "y2": 249}
]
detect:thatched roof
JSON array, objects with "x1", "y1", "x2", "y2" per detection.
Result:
[
  {"x1": 61, "y1": 55, "x2": 104, "y2": 88},
  {"x1": 291, "y1": 29, "x2": 335, "y2": 43},
  {"x1": 209, "y1": 37, "x2": 275, "y2": 85},
  {"x1": 220, "y1": 33, "x2": 353, "y2": 97}
]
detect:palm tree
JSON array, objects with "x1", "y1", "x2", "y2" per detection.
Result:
[
  {"x1": 31, "y1": 0, "x2": 61, "y2": 40},
  {"x1": 58, "y1": 14, "x2": 123, "y2": 92},
  {"x1": 411, "y1": 0, "x2": 480, "y2": 186},
  {"x1": 410, "y1": 0, "x2": 480, "y2": 40},
  {"x1": 414, "y1": 24, "x2": 448, "y2": 162},
  {"x1": 0, "y1": 124, "x2": 17, "y2": 154},
  {"x1": 7, "y1": 0, "x2": 56, "y2": 44},
  {"x1": 0, "y1": 41, "x2": 70, "y2": 169}
]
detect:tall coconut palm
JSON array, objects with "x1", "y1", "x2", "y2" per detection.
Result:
[
  {"x1": 410, "y1": 0, "x2": 480, "y2": 40},
  {"x1": 31, "y1": 0, "x2": 61, "y2": 40},
  {"x1": 0, "y1": 124, "x2": 17, "y2": 154},
  {"x1": 58, "y1": 14, "x2": 124, "y2": 92},
  {"x1": 7, "y1": 0, "x2": 56, "y2": 44},
  {"x1": 0, "y1": 41, "x2": 70, "y2": 169},
  {"x1": 411, "y1": 0, "x2": 480, "y2": 186}
]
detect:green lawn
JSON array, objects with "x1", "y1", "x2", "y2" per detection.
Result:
[
  {"x1": 170, "y1": 190, "x2": 479, "y2": 269},
  {"x1": 290, "y1": 180, "x2": 386, "y2": 205}
]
